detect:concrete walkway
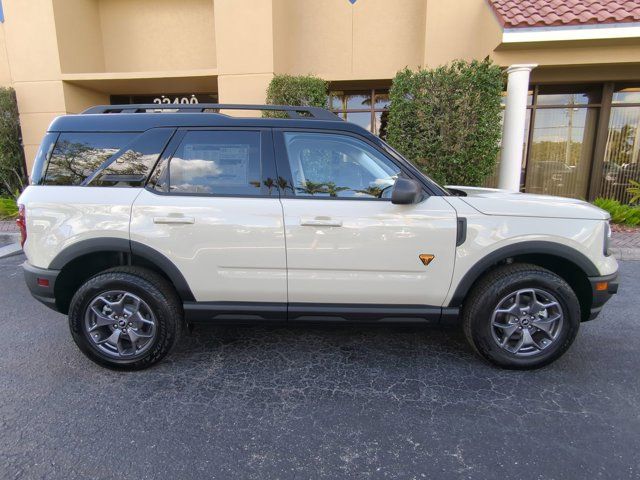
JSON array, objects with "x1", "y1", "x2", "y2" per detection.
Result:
[
  {"x1": 610, "y1": 229, "x2": 640, "y2": 260},
  {"x1": 0, "y1": 220, "x2": 17, "y2": 232}
]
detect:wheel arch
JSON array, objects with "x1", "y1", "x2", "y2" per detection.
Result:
[
  {"x1": 50, "y1": 238, "x2": 195, "y2": 314},
  {"x1": 449, "y1": 241, "x2": 597, "y2": 322}
]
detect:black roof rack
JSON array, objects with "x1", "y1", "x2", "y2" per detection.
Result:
[{"x1": 81, "y1": 103, "x2": 341, "y2": 121}]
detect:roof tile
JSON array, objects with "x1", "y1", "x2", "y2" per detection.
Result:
[{"x1": 488, "y1": 0, "x2": 640, "y2": 28}]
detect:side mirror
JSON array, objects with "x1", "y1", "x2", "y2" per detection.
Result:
[{"x1": 391, "y1": 177, "x2": 424, "y2": 205}]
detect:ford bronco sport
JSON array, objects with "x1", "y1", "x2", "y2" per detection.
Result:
[{"x1": 17, "y1": 104, "x2": 619, "y2": 370}]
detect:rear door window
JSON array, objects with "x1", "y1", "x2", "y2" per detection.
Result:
[
  {"x1": 87, "y1": 128, "x2": 174, "y2": 187},
  {"x1": 43, "y1": 132, "x2": 136, "y2": 185},
  {"x1": 167, "y1": 130, "x2": 266, "y2": 196}
]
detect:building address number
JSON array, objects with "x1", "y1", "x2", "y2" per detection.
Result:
[{"x1": 153, "y1": 96, "x2": 199, "y2": 104}]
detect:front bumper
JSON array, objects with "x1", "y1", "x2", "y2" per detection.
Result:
[
  {"x1": 23, "y1": 262, "x2": 60, "y2": 312},
  {"x1": 587, "y1": 272, "x2": 619, "y2": 321}
]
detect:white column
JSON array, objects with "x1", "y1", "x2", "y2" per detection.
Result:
[{"x1": 498, "y1": 64, "x2": 537, "y2": 191}]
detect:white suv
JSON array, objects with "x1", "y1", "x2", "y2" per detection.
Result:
[{"x1": 17, "y1": 104, "x2": 619, "y2": 370}]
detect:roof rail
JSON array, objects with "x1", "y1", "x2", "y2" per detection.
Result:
[{"x1": 81, "y1": 103, "x2": 341, "y2": 121}]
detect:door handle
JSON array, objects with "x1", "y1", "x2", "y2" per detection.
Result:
[
  {"x1": 153, "y1": 216, "x2": 195, "y2": 225},
  {"x1": 300, "y1": 217, "x2": 343, "y2": 227}
]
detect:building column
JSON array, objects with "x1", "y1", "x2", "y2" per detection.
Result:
[{"x1": 498, "y1": 64, "x2": 537, "y2": 191}]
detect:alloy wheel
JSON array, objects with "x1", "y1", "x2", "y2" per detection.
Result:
[
  {"x1": 83, "y1": 290, "x2": 157, "y2": 358},
  {"x1": 490, "y1": 288, "x2": 564, "y2": 356}
]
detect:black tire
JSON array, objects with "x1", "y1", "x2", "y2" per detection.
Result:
[
  {"x1": 462, "y1": 263, "x2": 581, "y2": 370},
  {"x1": 68, "y1": 266, "x2": 182, "y2": 370}
]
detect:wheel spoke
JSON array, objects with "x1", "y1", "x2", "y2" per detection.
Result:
[
  {"x1": 530, "y1": 299, "x2": 559, "y2": 315},
  {"x1": 532, "y1": 313, "x2": 561, "y2": 336},
  {"x1": 131, "y1": 311, "x2": 154, "y2": 326},
  {"x1": 494, "y1": 302, "x2": 520, "y2": 317},
  {"x1": 123, "y1": 294, "x2": 141, "y2": 316},
  {"x1": 88, "y1": 306, "x2": 115, "y2": 331},
  {"x1": 515, "y1": 289, "x2": 536, "y2": 312},
  {"x1": 492, "y1": 320, "x2": 519, "y2": 346},
  {"x1": 97, "y1": 328, "x2": 121, "y2": 346},
  {"x1": 127, "y1": 328, "x2": 152, "y2": 344}
]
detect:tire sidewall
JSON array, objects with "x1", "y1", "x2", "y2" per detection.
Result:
[
  {"x1": 69, "y1": 272, "x2": 177, "y2": 369},
  {"x1": 468, "y1": 270, "x2": 581, "y2": 369}
]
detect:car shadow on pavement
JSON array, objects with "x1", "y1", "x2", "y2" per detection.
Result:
[{"x1": 167, "y1": 322, "x2": 478, "y2": 372}]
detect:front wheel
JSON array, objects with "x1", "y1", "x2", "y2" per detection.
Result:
[
  {"x1": 68, "y1": 267, "x2": 182, "y2": 370},
  {"x1": 462, "y1": 263, "x2": 581, "y2": 369}
]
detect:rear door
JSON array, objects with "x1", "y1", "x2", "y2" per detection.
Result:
[
  {"x1": 274, "y1": 129, "x2": 458, "y2": 317},
  {"x1": 131, "y1": 128, "x2": 287, "y2": 317}
]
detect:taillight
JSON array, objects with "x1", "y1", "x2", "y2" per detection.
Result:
[{"x1": 16, "y1": 204, "x2": 26, "y2": 247}]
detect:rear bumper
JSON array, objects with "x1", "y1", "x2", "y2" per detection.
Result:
[
  {"x1": 23, "y1": 262, "x2": 60, "y2": 312},
  {"x1": 587, "y1": 272, "x2": 619, "y2": 321}
]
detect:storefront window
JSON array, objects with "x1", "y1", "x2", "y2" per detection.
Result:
[
  {"x1": 489, "y1": 85, "x2": 600, "y2": 199},
  {"x1": 600, "y1": 84, "x2": 640, "y2": 203},
  {"x1": 526, "y1": 107, "x2": 598, "y2": 199},
  {"x1": 535, "y1": 85, "x2": 601, "y2": 106},
  {"x1": 330, "y1": 88, "x2": 390, "y2": 137}
]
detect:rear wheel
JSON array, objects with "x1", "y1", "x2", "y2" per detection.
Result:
[
  {"x1": 68, "y1": 267, "x2": 182, "y2": 370},
  {"x1": 462, "y1": 263, "x2": 581, "y2": 369}
]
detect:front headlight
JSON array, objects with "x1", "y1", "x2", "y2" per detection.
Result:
[{"x1": 604, "y1": 221, "x2": 612, "y2": 256}]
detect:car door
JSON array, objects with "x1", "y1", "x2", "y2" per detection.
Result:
[
  {"x1": 130, "y1": 128, "x2": 287, "y2": 319},
  {"x1": 274, "y1": 129, "x2": 458, "y2": 320}
]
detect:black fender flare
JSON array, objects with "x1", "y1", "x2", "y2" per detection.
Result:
[
  {"x1": 448, "y1": 241, "x2": 599, "y2": 307},
  {"x1": 49, "y1": 238, "x2": 195, "y2": 301}
]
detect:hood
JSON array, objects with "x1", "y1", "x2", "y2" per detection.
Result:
[{"x1": 445, "y1": 186, "x2": 610, "y2": 221}]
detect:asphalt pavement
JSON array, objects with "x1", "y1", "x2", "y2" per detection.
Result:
[{"x1": 1, "y1": 254, "x2": 638, "y2": 480}]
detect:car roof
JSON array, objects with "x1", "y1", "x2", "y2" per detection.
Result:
[
  {"x1": 48, "y1": 113, "x2": 372, "y2": 136},
  {"x1": 47, "y1": 103, "x2": 374, "y2": 137}
]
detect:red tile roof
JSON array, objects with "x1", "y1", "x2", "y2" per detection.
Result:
[{"x1": 488, "y1": 0, "x2": 640, "y2": 28}]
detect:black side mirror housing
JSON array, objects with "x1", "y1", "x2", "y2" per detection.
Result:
[{"x1": 391, "y1": 177, "x2": 424, "y2": 205}]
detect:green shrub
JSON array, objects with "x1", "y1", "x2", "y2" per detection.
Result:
[
  {"x1": 264, "y1": 74, "x2": 328, "y2": 117},
  {"x1": 0, "y1": 87, "x2": 27, "y2": 198},
  {"x1": 0, "y1": 196, "x2": 18, "y2": 219},
  {"x1": 594, "y1": 198, "x2": 640, "y2": 226},
  {"x1": 386, "y1": 59, "x2": 504, "y2": 186},
  {"x1": 627, "y1": 179, "x2": 640, "y2": 205}
]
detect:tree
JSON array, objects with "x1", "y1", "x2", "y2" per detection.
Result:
[
  {"x1": 385, "y1": 59, "x2": 504, "y2": 186},
  {"x1": 264, "y1": 75, "x2": 328, "y2": 117},
  {"x1": 0, "y1": 88, "x2": 28, "y2": 197}
]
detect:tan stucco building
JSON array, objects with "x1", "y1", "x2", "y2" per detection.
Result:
[{"x1": 0, "y1": 0, "x2": 639, "y2": 201}]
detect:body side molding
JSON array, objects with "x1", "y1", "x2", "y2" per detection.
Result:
[{"x1": 184, "y1": 302, "x2": 457, "y2": 324}]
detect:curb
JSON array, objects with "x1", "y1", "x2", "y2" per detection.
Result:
[
  {"x1": 0, "y1": 242, "x2": 22, "y2": 259},
  {"x1": 610, "y1": 247, "x2": 640, "y2": 261}
]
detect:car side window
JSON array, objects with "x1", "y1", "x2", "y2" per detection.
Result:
[
  {"x1": 168, "y1": 130, "x2": 263, "y2": 196},
  {"x1": 43, "y1": 132, "x2": 136, "y2": 186},
  {"x1": 283, "y1": 132, "x2": 400, "y2": 199}
]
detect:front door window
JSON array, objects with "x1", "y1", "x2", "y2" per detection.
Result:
[{"x1": 283, "y1": 132, "x2": 400, "y2": 199}]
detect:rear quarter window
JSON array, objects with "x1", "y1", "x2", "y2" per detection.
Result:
[{"x1": 43, "y1": 132, "x2": 136, "y2": 186}]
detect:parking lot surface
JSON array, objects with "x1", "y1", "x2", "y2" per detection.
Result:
[{"x1": 1, "y1": 254, "x2": 639, "y2": 479}]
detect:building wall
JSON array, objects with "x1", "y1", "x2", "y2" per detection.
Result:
[
  {"x1": 0, "y1": 0, "x2": 637, "y2": 173},
  {"x1": 273, "y1": 0, "x2": 426, "y2": 80},
  {"x1": 99, "y1": 0, "x2": 216, "y2": 73},
  {"x1": 1, "y1": 0, "x2": 65, "y2": 171},
  {"x1": 52, "y1": 0, "x2": 105, "y2": 74},
  {"x1": 424, "y1": 0, "x2": 502, "y2": 67}
]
